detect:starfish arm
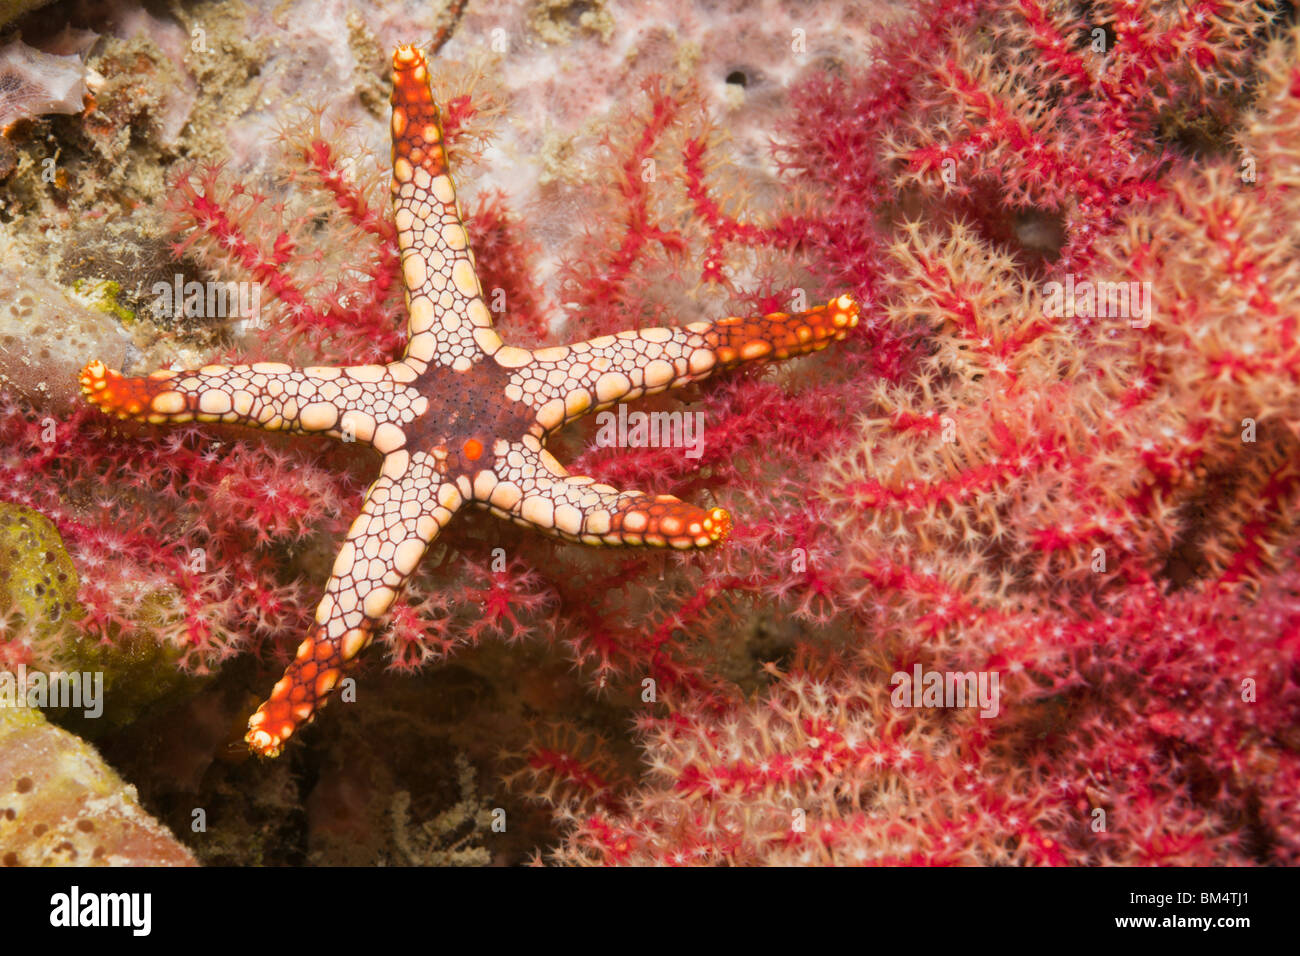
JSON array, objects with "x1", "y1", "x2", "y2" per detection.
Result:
[
  {"x1": 476, "y1": 439, "x2": 730, "y2": 549},
  {"x1": 390, "y1": 45, "x2": 496, "y2": 372},
  {"x1": 500, "y1": 294, "x2": 860, "y2": 433},
  {"x1": 246, "y1": 452, "x2": 461, "y2": 756},
  {"x1": 79, "y1": 359, "x2": 422, "y2": 447}
]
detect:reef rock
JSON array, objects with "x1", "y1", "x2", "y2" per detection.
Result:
[
  {"x1": 0, "y1": 38, "x2": 86, "y2": 130},
  {"x1": 0, "y1": 254, "x2": 132, "y2": 414},
  {"x1": 0, "y1": 706, "x2": 195, "y2": 865}
]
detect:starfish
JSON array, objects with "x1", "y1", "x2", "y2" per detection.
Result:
[{"x1": 78, "y1": 45, "x2": 859, "y2": 757}]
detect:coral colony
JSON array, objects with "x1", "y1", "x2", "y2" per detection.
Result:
[{"x1": 1, "y1": 0, "x2": 1298, "y2": 865}]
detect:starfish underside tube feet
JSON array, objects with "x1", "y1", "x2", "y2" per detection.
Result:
[{"x1": 79, "y1": 43, "x2": 860, "y2": 758}]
